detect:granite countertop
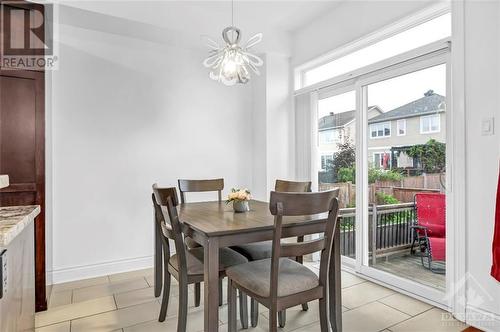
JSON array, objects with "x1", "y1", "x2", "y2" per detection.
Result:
[
  {"x1": 0, "y1": 205, "x2": 40, "y2": 247},
  {"x1": 0, "y1": 175, "x2": 8, "y2": 189}
]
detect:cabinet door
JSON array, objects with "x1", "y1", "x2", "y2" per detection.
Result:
[{"x1": 0, "y1": 69, "x2": 46, "y2": 311}]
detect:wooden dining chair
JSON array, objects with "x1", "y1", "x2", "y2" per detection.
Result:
[
  {"x1": 226, "y1": 190, "x2": 341, "y2": 332},
  {"x1": 177, "y1": 178, "x2": 226, "y2": 306},
  {"x1": 230, "y1": 179, "x2": 312, "y2": 327},
  {"x1": 152, "y1": 185, "x2": 250, "y2": 331}
]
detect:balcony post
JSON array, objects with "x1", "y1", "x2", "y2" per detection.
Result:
[{"x1": 371, "y1": 203, "x2": 378, "y2": 265}]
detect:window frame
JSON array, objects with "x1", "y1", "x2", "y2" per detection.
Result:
[
  {"x1": 320, "y1": 154, "x2": 334, "y2": 171},
  {"x1": 420, "y1": 114, "x2": 441, "y2": 134},
  {"x1": 369, "y1": 122, "x2": 391, "y2": 139},
  {"x1": 294, "y1": 3, "x2": 451, "y2": 92},
  {"x1": 397, "y1": 119, "x2": 407, "y2": 136}
]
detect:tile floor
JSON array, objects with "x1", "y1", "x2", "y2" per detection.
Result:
[{"x1": 36, "y1": 263, "x2": 468, "y2": 332}]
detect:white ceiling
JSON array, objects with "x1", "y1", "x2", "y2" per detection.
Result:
[
  {"x1": 60, "y1": 1, "x2": 342, "y2": 53},
  {"x1": 62, "y1": 1, "x2": 341, "y2": 32}
]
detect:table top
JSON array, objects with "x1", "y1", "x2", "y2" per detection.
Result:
[{"x1": 178, "y1": 200, "x2": 328, "y2": 236}]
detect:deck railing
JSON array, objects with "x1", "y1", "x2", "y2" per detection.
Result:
[{"x1": 338, "y1": 203, "x2": 416, "y2": 263}]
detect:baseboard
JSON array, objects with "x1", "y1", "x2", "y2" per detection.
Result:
[
  {"x1": 465, "y1": 305, "x2": 500, "y2": 332},
  {"x1": 48, "y1": 255, "x2": 153, "y2": 284}
]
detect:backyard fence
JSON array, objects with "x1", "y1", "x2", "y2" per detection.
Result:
[{"x1": 319, "y1": 172, "x2": 445, "y2": 206}]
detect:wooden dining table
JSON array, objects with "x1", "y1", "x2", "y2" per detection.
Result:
[{"x1": 177, "y1": 199, "x2": 342, "y2": 332}]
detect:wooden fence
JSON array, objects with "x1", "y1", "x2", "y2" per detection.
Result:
[{"x1": 320, "y1": 172, "x2": 445, "y2": 206}]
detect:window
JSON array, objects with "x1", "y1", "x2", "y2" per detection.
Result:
[
  {"x1": 370, "y1": 122, "x2": 391, "y2": 138},
  {"x1": 373, "y1": 152, "x2": 392, "y2": 169},
  {"x1": 297, "y1": 12, "x2": 451, "y2": 89},
  {"x1": 420, "y1": 114, "x2": 440, "y2": 133},
  {"x1": 319, "y1": 130, "x2": 339, "y2": 145},
  {"x1": 321, "y1": 154, "x2": 334, "y2": 170},
  {"x1": 397, "y1": 119, "x2": 407, "y2": 136}
]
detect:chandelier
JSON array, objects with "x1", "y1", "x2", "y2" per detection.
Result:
[{"x1": 203, "y1": 0, "x2": 263, "y2": 86}]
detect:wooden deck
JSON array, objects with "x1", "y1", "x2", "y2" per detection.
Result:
[{"x1": 372, "y1": 253, "x2": 445, "y2": 291}]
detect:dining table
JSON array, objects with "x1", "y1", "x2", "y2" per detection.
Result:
[{"x1": 177, "y1": 199, "x2": 342, "y2": 332}]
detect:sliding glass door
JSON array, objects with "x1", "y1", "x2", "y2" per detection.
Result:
[
  {"x1": 313, "y1": 87, "x2": 357, "y2": 264},
  {"x1": 360, "y1": 62, "x2": 448, "y2": 297},
  {"x1": 309, "y1": 57, "x2": 450, "y2": 304}
]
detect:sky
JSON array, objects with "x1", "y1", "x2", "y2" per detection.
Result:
[{"x1": 318, "y1": 64, "x2": 446, "y2": 117}]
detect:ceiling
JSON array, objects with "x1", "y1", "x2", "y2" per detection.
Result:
[{"x1": 60, "y1": 1, "x2": 342, "y2": 53}]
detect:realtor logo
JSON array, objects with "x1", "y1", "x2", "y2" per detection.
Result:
[{"x1": 0, "y1": 1, "x2": 58, "y2": 70}]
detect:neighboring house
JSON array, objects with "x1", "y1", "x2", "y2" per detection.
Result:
[
  {"x1": 367, "y1": 90, "x2": 446, "y2": 170},
  {"x1": 318, "y1": 106, "x2": 382, "y2": 170}
]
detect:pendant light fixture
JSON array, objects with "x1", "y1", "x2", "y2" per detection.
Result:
[{"x1": 203, "y1": 0, "x2": 263, "y2": 86}]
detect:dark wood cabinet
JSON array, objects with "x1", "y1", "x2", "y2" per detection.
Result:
[{"x1": 0, "y1": 0, "x2": 47, "y2": 312}]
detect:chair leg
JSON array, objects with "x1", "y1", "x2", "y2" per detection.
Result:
[
  {"x1": 228, "y1": 279, "x2": 237, "y2": 332},
  {"x1": 177, "y1": 279, "x2": 188, "y2": 332},
  {"x1": 239, "y1": 290, "x2": 248, "y2": 329},
  {"x1": 194, "y1": 282, "x2": 201, "y2": 307},
  {"x1": 278, "y1": 310, "x2": 286, "y2": 328},
  {"x1": 269, "y1": 309, "x2": 278, "y2": 332},
  {"x1": 251, "y1": 299, "x2": 259, "y2": 327},
  {"x1": 158, "y1": 271, "x2": 171, "y2": 322},
  {"x1": 319, "y1": 296, "x2": 328, "y2": 332},
  {"x1": 219, "y1": 279, "x2": 223, "y2": 306}
]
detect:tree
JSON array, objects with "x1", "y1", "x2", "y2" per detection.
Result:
[
  {"x1": 325, "y1": 138, "x2": 355, "y2": 182},
  {"x1": 407, "y1": 139, "x2": 446, "y2": 173}
]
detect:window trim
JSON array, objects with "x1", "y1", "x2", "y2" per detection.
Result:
[
  {"x1": 420, "y1": 114, "x2": 441, "y2": 134},
  {"x1": 397, "y1": 119, "x2": 407, "y2": 136},
  {"x1": 294, "y1": 3, "x2": 451, "y2": 91},
  {"x1": 369, "y1": 122, "x2": 391, "y2": 139}
]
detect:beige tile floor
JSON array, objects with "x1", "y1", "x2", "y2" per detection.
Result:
[{"x1": 36, "y1": 263, "x2": 468, "y2": 332}]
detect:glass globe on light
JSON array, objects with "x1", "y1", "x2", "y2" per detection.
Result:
[{"x1": 203, "y1": 25, "x2": 263, "y2": 86}]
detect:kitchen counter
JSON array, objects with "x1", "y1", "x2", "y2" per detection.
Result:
[
  {"x1": 0, "y1": 205, "x2": 40, "y2": 331},
  {"x1": 0, "y1": 205, "x2": 40, "y2": 248},
  {"x1": 0, "y1": 176, "x2": 8, "y2": 189}
]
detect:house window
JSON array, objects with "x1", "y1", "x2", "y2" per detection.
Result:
[
  {"x1": 370, "y1": 122, "x2": 391, "y2": 138},
  {"x1": 373, "y1": 152, "x2": 391, "y2": 169},
  {"x1": 298, "y1": 12, "x2": 451, "y2": 89},
  {"x1": 321, "y1": 154, "x2": 334, "y2": 170},
  {"x1": 319, "y1": 130, "x2": 339, "y2": 145},
  {"x1": 420, "y1": 114, "x2": 440, "y2": 133},
  {"x1": 397, "y1": 119, "x2": 407, "y2": 136}
]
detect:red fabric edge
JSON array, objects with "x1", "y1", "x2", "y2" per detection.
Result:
[{"x1": 491, "y1": 165, "x2": 500, "y2": 281}]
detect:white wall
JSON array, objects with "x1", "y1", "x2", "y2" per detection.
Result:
[
  {"x1": 48, "y1": 7, "x2": 254, "y2": 282},
  {"x1": 251, "y1": 53, "x2": 292, "y2": 201},
  {"x1": 463, "y1": 1, "x2": 500, "y2": 329}
]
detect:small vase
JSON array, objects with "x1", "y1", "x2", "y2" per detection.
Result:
[{"x1": 233, "y1": 200, "x2": 250, "y2": 213}]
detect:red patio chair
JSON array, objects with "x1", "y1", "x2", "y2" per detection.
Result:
[{"x1": 410, "y1": 192, "x2": 446, "y2": 273}]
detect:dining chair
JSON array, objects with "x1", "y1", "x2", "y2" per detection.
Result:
[
  {"x1": 230, "y1": 179, "x2": 312, "y2": 327},
  {"x1": 226, "y1": 189, "x2": 340, "y2": 332},
  {"x1": 177, "y1": 178, "x2": 226, "y2": 306},
  {"x1": 152, "y1": 184, "x2": 250, "y2": 330}
]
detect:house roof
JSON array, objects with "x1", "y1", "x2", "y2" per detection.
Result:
[
  {"x1": 368, "y1": 90, "x2": 445, "y2": 124},
  {"x1": 318, "y1": 106, "x2": 381, "y2": 130}
]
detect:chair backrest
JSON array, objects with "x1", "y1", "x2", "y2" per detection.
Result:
[
  {"x1": 275, "y1": 179, "x2": 312, "y2": 193},
  {"x1": 178, "y1": 178, "x2": 224, "y2": 204},
  {"x1": 415, "y1": 193, "x2": 446, "y2": 238},
  {"x1": 152, "y1": 184, "x2": 188, "y2": 275},
  {"x1": 268, "y1": 189, "x2": 340, "y2": 299}
]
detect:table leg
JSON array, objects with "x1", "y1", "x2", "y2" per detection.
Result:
[
  {"x1": 329, "y1": 224, "x2": 342, "y2": 332},
  {"x1": 204, "y1": 237, "x2": 220, "y2": 331}
]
